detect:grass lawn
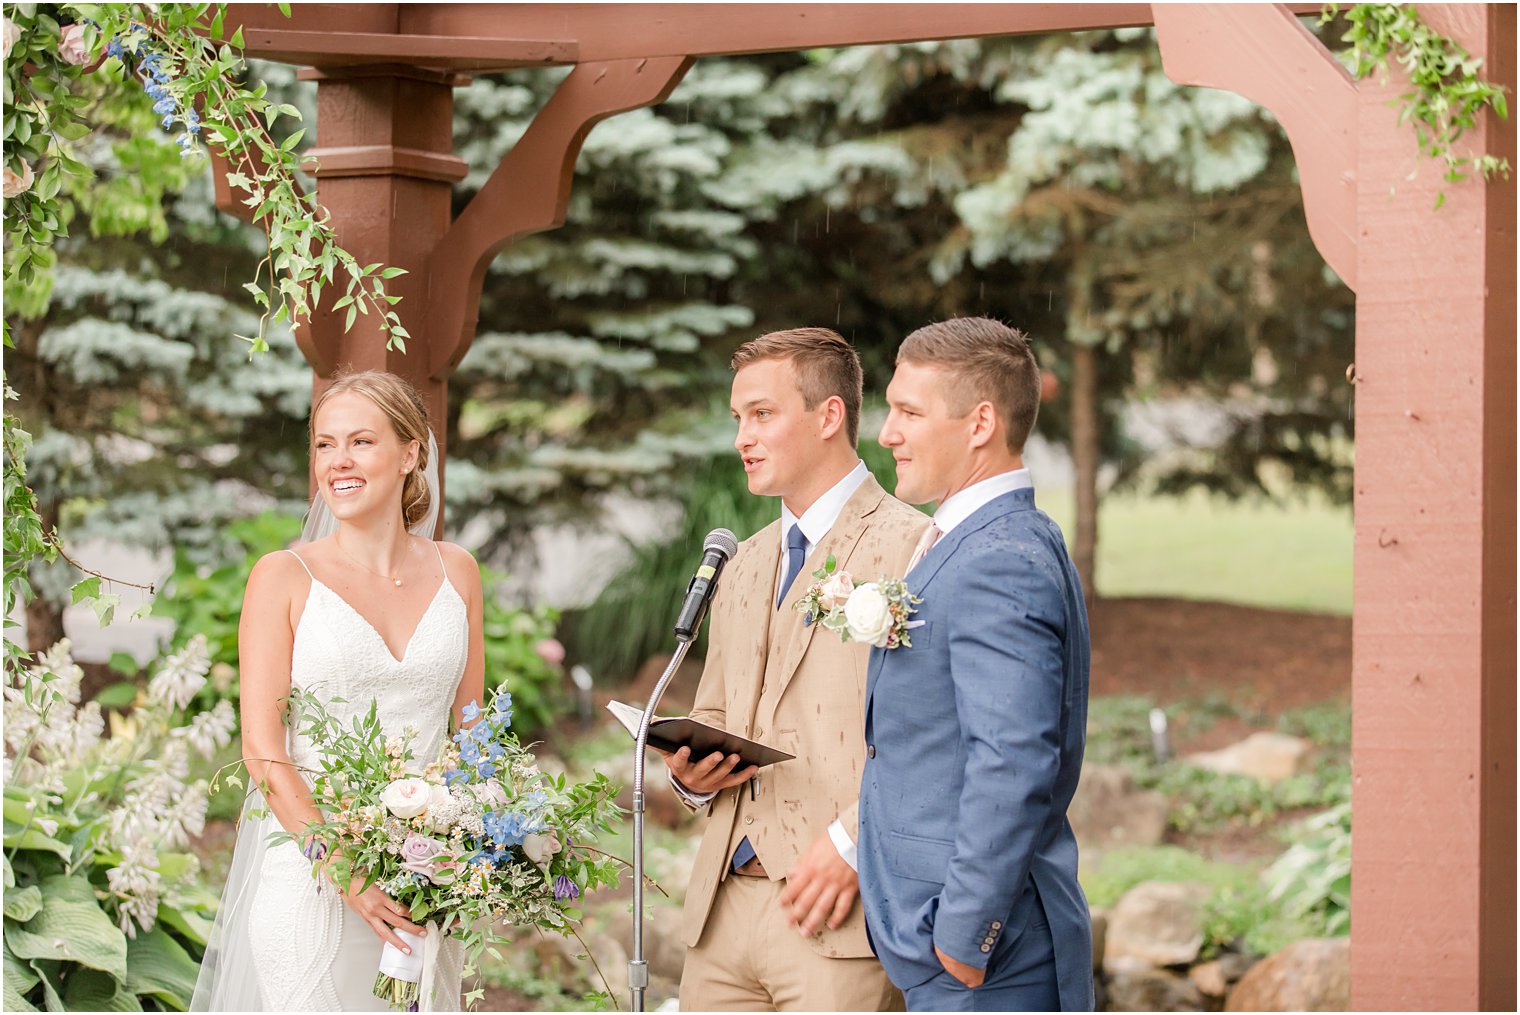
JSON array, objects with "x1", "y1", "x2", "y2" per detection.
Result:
[{"x1": 1037, "y1": 486, "x2": 1353, "y2": 615}]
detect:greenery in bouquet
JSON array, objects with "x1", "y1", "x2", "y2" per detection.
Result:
[
  {"x1": 263, "y1": 686, "x2": 623, "y2": 1009},
  {"x1": 3, "y1": 635, "x2": 226, "y2": 1011}
]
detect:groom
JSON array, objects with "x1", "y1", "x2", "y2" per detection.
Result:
[{"x1": 857, "y1": 317, "x2": 1094, "y2": 1011}]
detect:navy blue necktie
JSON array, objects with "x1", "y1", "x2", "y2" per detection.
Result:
[{"x1": 777, "y1": 523, "x2": 807, "y2": 609}]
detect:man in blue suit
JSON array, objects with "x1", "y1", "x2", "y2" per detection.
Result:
[{"x1": 858, "y1": 317, "x2": 1094, "y2": 1011}]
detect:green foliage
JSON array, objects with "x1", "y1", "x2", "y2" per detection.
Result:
[
  {"x1": 1328, "y1": 3, "x2": 1511, "y2": 203},
  {"x1": 1085, "y1": 694, "x2": 1350, "y2": 834},
  {"x1": 1264, "y1": 802, "x2": 1352, "y2": 938},
  {"x1": 480, "y1": 569, "x2": 564, "y2": 739},
  {"x1": 4, "y1": 639, "x2": 224, "y2": 1011},
  {"x1": 2, "y1": 379, "x2": 55, "y2": 683},
  {"x1": 3, "y1": 4, "x2": 407, "y2": 350},
  {"x1": 1080, "y1": 843, "x2": 1333, "y2": 959},
  {"x1": 567, "y1": 444, "x2": 778, "y2": 683}
]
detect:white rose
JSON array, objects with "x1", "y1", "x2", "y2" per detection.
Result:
[
  {"x1": 816, "y1": 571, "x2": 856, "y2": 613},
  {"x1": 472, "y1": 778, "x2": 509, "y2": 808},
  {"x1": 2, "y1": 17, "x2": 20, "y2": 62},
  {"x1": 843, "y1": 583, "x2": 894, "y2": 647},
  {"x1": 57, "y1": 23, "x2": 89, "y2": 66},
  {"x1": 3, "y1": 160, "x2": 34, "y2": 200},
  {"x1": 379, "y1": 777, "x2": 431, "y2": 819},
  {"x1": 522, "y1": 831, "x2": 561, "y2": 870}
]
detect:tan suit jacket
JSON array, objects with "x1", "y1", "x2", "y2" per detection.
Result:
[{"x1": 679, "y1": 474, "x2": 928, "y2": 958}]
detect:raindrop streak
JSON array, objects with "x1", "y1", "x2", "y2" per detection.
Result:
[{"x1": 825, "y1": 206, "x2": 830, "y2": 234}]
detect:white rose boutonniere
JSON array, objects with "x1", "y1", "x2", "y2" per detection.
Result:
[{"x1": 793, "y1": 558, "x2": 923, "y2": 650}]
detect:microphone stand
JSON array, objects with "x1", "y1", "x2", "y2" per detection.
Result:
[{"x1": 628, "y1": 635, "x2": 695, "y2": 1013}]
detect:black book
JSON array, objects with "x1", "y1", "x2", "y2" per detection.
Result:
[{"x1": 606, "y1": 700, "x2": 795, "y2": 769}]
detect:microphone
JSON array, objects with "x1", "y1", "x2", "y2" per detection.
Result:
[{"x1": 673, "y1": 528, "x2": 739, "y2": 641}]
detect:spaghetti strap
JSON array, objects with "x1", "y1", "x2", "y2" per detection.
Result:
[{"x1": 283, "y1": 548, "x2": 315, "y2": 580}]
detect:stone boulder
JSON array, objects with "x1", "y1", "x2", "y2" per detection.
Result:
[
  {"x1": 1106, "y1": 968, "x2": 1208, "y2": 1012},
  {"x1": 1182, "y1": 732, "x2": 1313, "y2": 785},
  {"x1": 1190, "y1": 953, "x2": 1258, "y2": 1000},
  {"x1": 1104, "y1": 881, "x2": 1212, "y2": 972},
  {"x1": 1069, "y1": 764, "x2": 1171, "y2": 851},
  {"x1": 1225, "y1": 938, "x2": 1349, "y2": 1012}
]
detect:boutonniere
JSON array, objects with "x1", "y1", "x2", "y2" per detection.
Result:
[{"x1": 794, "y1": 556, "x2": 923, "y2": 649}]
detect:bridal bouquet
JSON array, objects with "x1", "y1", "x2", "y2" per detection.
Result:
[
  {"x1": 274, "y1": 687, "x2": 623, "y2": 1010},
  {"x1": 793, "y1": 555, "x2": 923, "y2": 649}
]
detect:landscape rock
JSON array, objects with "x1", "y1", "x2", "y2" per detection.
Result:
[
  {"x1": 1090, "y1": 907, "x2": 1107, "y2": 971},
  {"x1": 1182, "y1": 732, "x2": 1313, "y2": 784},
  {"x1": 1104, "y1": 881, "x2": 1212, "y2": 971},
  {"x1": 1070, "y1": 763, "x2": 1171, "y2": 851},
  {"x1": 1225, "y1": 938, "x2": 1349, "y2": 1012},
  {"x1": 1188, "y1": 958, "x2": 1229, "y2": 998},
  {"x1": 1105, "y1": 967, "x2": 1208, "y2": 1012}
]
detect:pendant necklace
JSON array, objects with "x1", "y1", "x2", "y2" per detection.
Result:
[{"x1": 336, "y1": 536, "x2": 409, "y2": 587}]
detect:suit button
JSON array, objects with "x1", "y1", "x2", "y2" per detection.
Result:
[
  {"x1": 980, "y1": 944, "x2": 991, "y2": 953},
  {"x1": 991, "y1": 921, "x2": 1002, "y2": 930},
  {"x1": 744, "y1": 817, "x2": 754, "y2": 825},
  {"x1": 866, "y1": 745, "x2": 876, "y2": 758},
  {"x1": 753, "y1": 728, "x2": 764, "y2": 739}
]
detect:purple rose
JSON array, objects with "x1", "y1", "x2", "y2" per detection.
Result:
[
  {"x1": 553, "y1": 875, "x2": 580, "y2": 900},
  {"x1": 398, "y1": 833, "x2": 456, "y2": 884}
]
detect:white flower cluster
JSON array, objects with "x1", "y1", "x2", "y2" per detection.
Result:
[
  {"x1": 106, "y1": 840, "x2": 163, "y2": 939},
  {"x1": 3, "y1": 640, "x2": 103, "y2": 795},
  {"x1": 173, "y1": 698, "x2": 236, "y2": 759},
  {"x1": 147, "y1": 635, "x2": 211, "y2": 711},
  {"x1": 6, "y1": 637, "x2": 221, "y2": 939}
]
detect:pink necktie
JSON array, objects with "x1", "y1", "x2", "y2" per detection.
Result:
[{"x1": 907, "y1": 523, "x2": 942, "y2": 571}]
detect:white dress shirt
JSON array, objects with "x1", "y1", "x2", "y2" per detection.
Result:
[
  {"x1": 673, "y1": 460, "x2": 870, "y2": 868},
  {"x1": 931, "y1": 467, "x2": 1034, "y2": 535}
]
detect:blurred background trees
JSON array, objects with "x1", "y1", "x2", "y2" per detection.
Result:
[{"x1": 9, "y1": 26, "x2": 1354, "y2": 678}]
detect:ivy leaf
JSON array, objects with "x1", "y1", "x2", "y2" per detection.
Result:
[{"x1": 70, "y1": 576, "x2": 101, "y2": 604}]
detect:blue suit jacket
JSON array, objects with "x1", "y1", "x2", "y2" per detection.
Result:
[{"x1": 858, "y1": 487, "x2": 1094, "y2": 1010}]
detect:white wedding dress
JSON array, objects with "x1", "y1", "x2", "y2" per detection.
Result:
[{"x1": 193, "y1": 544, "x2": 468, "y2": 1011}]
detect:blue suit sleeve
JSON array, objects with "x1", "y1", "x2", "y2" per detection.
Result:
[{"x1": 931, "y1": 542, "x2": 1067, "y2": 969}]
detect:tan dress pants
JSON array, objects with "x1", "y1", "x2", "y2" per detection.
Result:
[{"x1": 679, "y1": 873, "x2": 904, "y2": 1012}]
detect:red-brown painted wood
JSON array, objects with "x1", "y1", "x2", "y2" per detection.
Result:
[{"x1": 1350, "y1": 6, "x2": 1515, "y2": 1008}]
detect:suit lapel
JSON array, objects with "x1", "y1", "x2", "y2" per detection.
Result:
[
  {"x1": 866, "y1": 488, "x2": 1034, "y2": 711},
  {"x1": 771, "y1": 478, "x2": 885, "y2": 703},
  {"x1": 734, "y1": 521, "x2": 781, "y2": 729}
]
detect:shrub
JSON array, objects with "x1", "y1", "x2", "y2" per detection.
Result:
[
  {"x1": 4, "y1": 638, "x2": 225, "y2": 1011},
  {"x1": 1264, "y1": 802, "x2": 1351, "y2": 938}
]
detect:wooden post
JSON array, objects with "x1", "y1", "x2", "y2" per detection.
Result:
[{"x1": 1350, "y1": 6, "x2": 1516, "y2": 1009}]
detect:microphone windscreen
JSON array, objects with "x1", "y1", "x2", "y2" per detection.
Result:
[{"x1": 704, "y1": 528, "x2": 739, "y2": 560}]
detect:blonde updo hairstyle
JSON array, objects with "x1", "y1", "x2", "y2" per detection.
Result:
[{"x1": 310, "y1": 371, "x2": 433, "y2": 531}]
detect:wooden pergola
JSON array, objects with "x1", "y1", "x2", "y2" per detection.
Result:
[{"x1": 218, "y1": 5, "x2": 1516, "y2": 1008}]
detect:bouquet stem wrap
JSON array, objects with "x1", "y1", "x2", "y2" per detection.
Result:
[{"x1": 375, "y1": 928, "x2": 424, "y2": 1010}]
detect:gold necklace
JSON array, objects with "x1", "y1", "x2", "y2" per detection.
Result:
[{"x1": 335, "y1": 536, "x2": 410, "y2": 587}]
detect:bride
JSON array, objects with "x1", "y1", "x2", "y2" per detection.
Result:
[{"x1": 192, "y1": 371, "x2": 484, "y2": 1011}]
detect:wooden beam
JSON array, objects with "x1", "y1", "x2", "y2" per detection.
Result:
[
  {"x1": 426, "y1": 55, "x2": 694, "y2": 379},
  {"x1": 238, "y1": 29, "x2": 576, "y2": 71},
  {"x1": 1153, "y1": 3, "x2": 1359, "y2": 291},
  {"x1": 228, "y1": 4, "x2": 1324, "y2": 68}
]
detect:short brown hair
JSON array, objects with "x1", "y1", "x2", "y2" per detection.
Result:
[
  {"x1": 898, "y1": 317, "x2": 1041, "y2": 453},
  {"x1": 311, "y1": 371, "x2": 433, "y2": 530},
  {"x1": 731, "y1": 327, "x2": 863, "y2": 444}
]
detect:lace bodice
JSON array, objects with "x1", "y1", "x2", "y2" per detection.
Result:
[{"x1": 284, "y1": 548, "x2": 468, "y2": 772}]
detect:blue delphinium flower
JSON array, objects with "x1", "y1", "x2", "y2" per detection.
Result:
[
  {"x1": 475, "y1": 760, "x2": 497, "y2": 779},
  {"x1": 458, "y1": 740, "x2": 482, "y2": 767},
  {"x1": 461, "y1": 701, "x2": 482, "y2": 723},
  {"x1": 444, "y1": 767, "x2": 469, "y2": 787}
]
